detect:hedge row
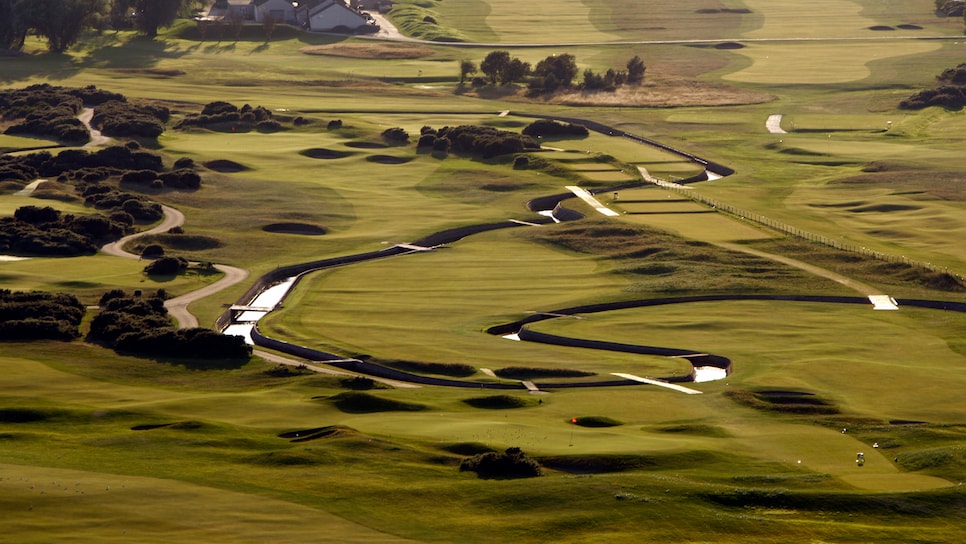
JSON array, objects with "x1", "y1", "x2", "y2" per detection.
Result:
[
  {"x1": 0, "y1": 205, "x2": 130, "y2": 256},
  {"x1": 0, "y1": 84, "x2": 126, "y2": 143},
  {"x1": 83, "y1": 186, "x2": 163, "y2": 222},
  {"x1": 417, "y1": 125, "x2": 540, "y2": 158},
  {"x1": 91, "y1": 100, "x2": 170, "y2": 139},
  {"x1": 0, "y1": 289, "x2": 85, "y2": 341},
  {"x1": 174, "y1": 101, "x2": 278, "y2": 131},
  {"x1": 90, "y1": 293, "x2": 251, "y2": 360},
  {"x1": 0, "y1": 145, "x2": 164, "y2": 183}
]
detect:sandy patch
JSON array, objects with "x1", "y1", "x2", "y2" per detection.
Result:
[{"x1": 300, "y1": 43, "x2": 435, "y2": 59}]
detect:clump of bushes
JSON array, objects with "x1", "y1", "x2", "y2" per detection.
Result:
[
  {"x1": 416, "y1": 125, "x2": 540, "y2": 158},
  {"x1": 381, "y1": 127, "x2": 410, "y2": 144},
  {"x1": 460, "y1": 447, "x2": 542, "y2": 479},
  {"x1": 83, "y1": 186, "x2": 163, "y2": 222},
  {"x1": 0, "y1": 84, "x2": 130, "y2": 143},
  {"x1": 900, "y1": 63, "x2": 966, "y2": 110},
  {"x1": 91, "y1": 100, "x2": 170, "y2": 139},
  {"x1": 89, "y1": 291, "x2": 251, "y2": 360},
  {"x1": 522, "y1": 119, "x2": 588, "y2": 138},
  {"x1": 143, "y1": 256, "x2": 189, "y2": 276},
  {"x1": 174, "y1": 101, "x2": 278, "y2": 131},
  {"x1": 0, "y1": 289, "x2": 85, "y2": 341},
  {"x1": 0, "y1": 205, "x2": 130, "y2": 256}
]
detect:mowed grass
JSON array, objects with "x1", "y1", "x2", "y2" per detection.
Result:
[{"x1": 3, "y1": 2, "x2": 966, "y2": 542}]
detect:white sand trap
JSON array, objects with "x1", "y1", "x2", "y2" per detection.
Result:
[
  {"x1": 612, "y1": 372, "x2": 702, "y2": 394},
  {"x1": 0, "y1": 255, "x2": 30, "y2": 261},
  {"x1": 509, "y1": 219, "x2": 542, "y2": 227},
  {"x1": 14, "y1": 179, "x2": 46, "y2": 196},
  {"x1": 868, "y1": 295, "x2": 899, "y2": 310},
  {"x1": 502, "y1": 333, "x2": 521, "y2": 341},
  {"x1": 766, "y1": 114, "x2": 787, "y2": 134},
  {"x1": 565, "y1": 185, "x2": 619, "y2": 217},
  {"x1": 480, "y1": 368, "x2": 497, "y2": 377}
]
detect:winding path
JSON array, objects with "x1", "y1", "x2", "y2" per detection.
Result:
[
  {"x1": 99, "y1": 205, "x2": 249, "y2": 328},
  {"x1": 79, "y1": 108, "x2": 110, "y2": 148}
]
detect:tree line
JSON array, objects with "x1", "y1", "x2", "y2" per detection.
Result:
[
  {"x1": 460, "y1": 51, "x2": 646, "y2": 94},
  {"x1": 0, "y1": 0, "x2": 204, "y2": 53}
]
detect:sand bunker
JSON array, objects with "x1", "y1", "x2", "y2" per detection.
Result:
[
  {"x1": 300, "y1": 148, "x2": 354, "y2": 159},
  {"x1": 345, "y1": 141, "x2": 388, "y2": 149},
  {"x1": 203, "y1": 159, "x2": 248, "y2": 172},
  {"x1": 262, "y1": 223, "x2": 327, "y2": 235},
  {"x1": 366, "y1": 155, "x2": 412, "y2": 165}
]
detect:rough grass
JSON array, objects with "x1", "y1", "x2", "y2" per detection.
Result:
[
  {"x1": 526, "y1": 220, "x2": 834, "y2": 295},
  {"x1": 299, "y1": 43, "x2": 437, "y2": 59}
]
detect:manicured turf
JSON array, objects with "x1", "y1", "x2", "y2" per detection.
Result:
[{"x1": 3, "y1": 1, "x2": 966, "y2": 542}]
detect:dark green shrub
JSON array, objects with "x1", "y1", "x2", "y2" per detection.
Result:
[{"x1": 460, "y1": 447, "x2": 542, "y2": 479}]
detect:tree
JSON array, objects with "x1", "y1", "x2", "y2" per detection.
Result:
[
  {"x1": 18, "y1": 0, "x2": 101, "y2": 53},
  {"x1": 503, "y1": 58, "x2": 531, "y2": 85},
  {"x1": 262, "y1": 12, "x2": 276, "y2": 41},
  {"x1": 627, "y1": 55, "x2": 646, "y2": 85},
  {"x1": 0, "y1": 0, "x2": 30, "y2": 51},
  {"x1": 480, "y1": 50, "x2": 510, "y2": 85},
  {"x1": 533, "y1": 54, "x2": 578, "y2": 89},
  {"x1": 129, "y1": 0, "x2": 185, "y2": 37},
  {"x1": 109, "y1": 0, "x2": 131, "y2": 30},
  {"x1": 459, "y1": 59, "x2": 477, "y2": 85}
]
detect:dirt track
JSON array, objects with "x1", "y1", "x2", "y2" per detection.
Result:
[{"x1": 100, "y1": 205, "x2": 248, "y2": 328}]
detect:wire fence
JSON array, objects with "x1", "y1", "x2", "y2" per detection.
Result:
[{"x1": 652, "y1": 179, "x2": 965, "y2": 282}]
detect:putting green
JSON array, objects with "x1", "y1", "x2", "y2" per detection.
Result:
[{"x1": 727, "y1": 423, "x2": 951, "y2": 491}]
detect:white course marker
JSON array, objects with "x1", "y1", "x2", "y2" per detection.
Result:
[
  {"x1": 565, "y1": 185, "x2": 620, "y2": 217},
  {"x1": 612, "y1": 373, "x2": 703, "y2": 395},
  {"x1": 868, "y1": 295, "x2": 899, "y2": 310}
]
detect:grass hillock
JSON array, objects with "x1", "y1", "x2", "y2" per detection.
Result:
[
  {"x1": 540, "y1": 450, "x2": 729, "y2": 474},
  {"x1": 725, "y1": 389, "x2": 840, "y2": 415},
  {"x1": 380, "y1": 359, "x2": 476, "y2": 377},
  {"x1": 527, "y1": 220, "x2": 824, "y2": 295},
  {"x1": 324, "y1": 391, "x2": 429, "y2": 413},
  {"x1": 462, "y1": 395, "x2": 537, "y2": 409}
]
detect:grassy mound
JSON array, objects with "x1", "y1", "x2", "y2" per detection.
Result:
[
  {"x1": 245, "y1": 451, "x2": 324, "y2": 466},
  {"x1": 540, "y1": 450, "x2": 726, "y2": 474},
  {"x1": 344, "y1": 141, "x2": 387, "y2": 149},
  {"x1": 439, "y1": 442, "x2": 497, "y2": 456},
  {"x1": 278, "y1": 425, "x2": 359, "y2": 442},
  {"x1": 380, "y1": 360, "x2": 476, "y2": 377},
  {"x1": 654, "y1": 424, "x2": 731, "y2": 438},
  {"x1": 726, "y1": 390, "x2": 839, "y2": 415},
  {"x1": 462, "y1": 395, "x2": 537, "y2": 410},
  {"x1": 325, "y1": 392, "x2": 428, "y2": 413}
]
